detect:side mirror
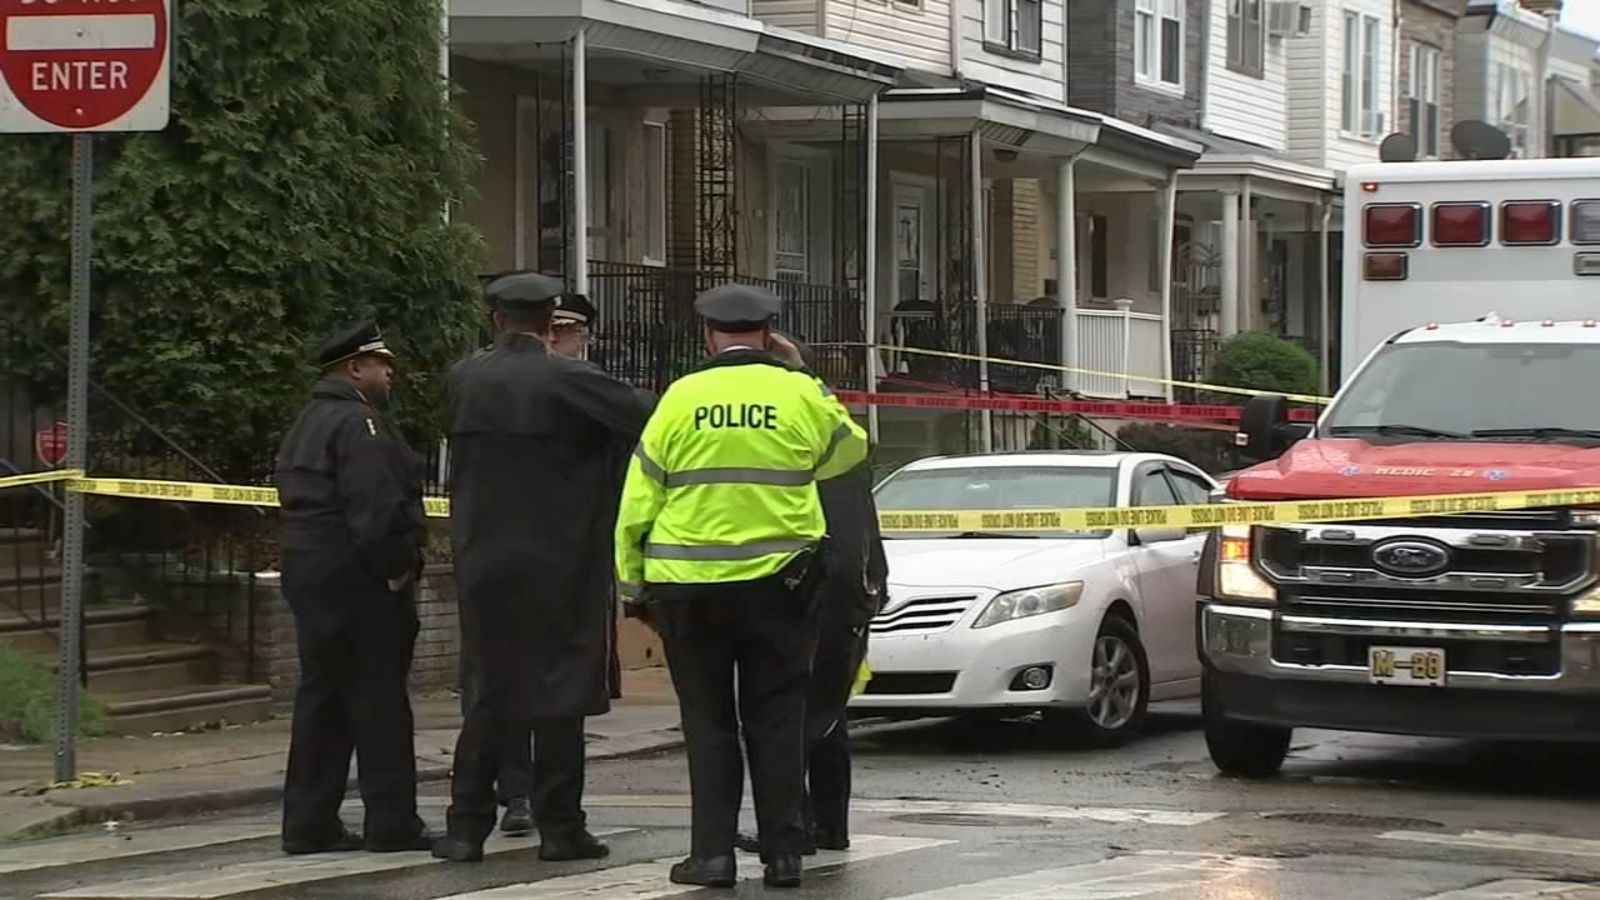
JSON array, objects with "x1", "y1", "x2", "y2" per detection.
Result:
[
  {"x1": 1133, "y1": 525, "x2": 1187, "y2": 545},
  {"x1": 1236, "y1": 395, "x2": 1309, "y2": 462}
]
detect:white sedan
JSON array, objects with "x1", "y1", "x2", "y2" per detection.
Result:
[{"x1": 850, "y1": 451, "x2": 1218, "y2": 745}]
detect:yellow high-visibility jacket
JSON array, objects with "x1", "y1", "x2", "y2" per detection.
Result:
[{"x1": 615, "y1": 350, "x2": 868, "y2": 593}]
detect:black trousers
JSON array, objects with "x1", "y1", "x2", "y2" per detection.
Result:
[
  {"x1": 804, "y1": 619, "x2": 869, "y2": 841},
  {"x1": 655, "y1": 579, "x2": 816, "y2": 861},
  {"x1": 457, "y1": 651, "x2": 533, "y2": 805},
  {"x1": 281, "y1": 590, "x2": 424, "y2": 844},
  {"x1": 444, "y1": 693, "x2": 587, "y2": 843}
]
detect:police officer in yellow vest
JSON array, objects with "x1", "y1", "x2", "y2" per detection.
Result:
[{"x1": 616, "y1": 284, "x2": 868, "y2": 890}]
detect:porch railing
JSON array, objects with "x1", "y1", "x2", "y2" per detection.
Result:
[{"x1": 1074, "y1": 305, "x2": 1166, "y2": 400}]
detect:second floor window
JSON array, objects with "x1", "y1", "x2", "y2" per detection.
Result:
[
  {"x1": 1340, "y1": 11, "x2": 1382, "y2": 138},
  {"x1": 1135, "y1": 0, "x2": 1184, "y2": 90},
  {"x1": 985, "y1": 0, "x2": 1043, "y2": 57},
  {"x1": 1403, "y1": 43, "x2": 1441, "y2": 159},
  {"x1": 1492, "y1": 62, "x2": 1532, "y2": 156},
  {"x1": 1226, "y1": 0, "x2": 1264, "y2": 78}
]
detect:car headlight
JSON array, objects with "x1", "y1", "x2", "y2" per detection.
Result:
[
  {"x1": 972, "y1": 582, "x2": 1083, "y2": 629},
  {"x1": 1217, "y1": 525, "x2": 1275, "y2": 604}
]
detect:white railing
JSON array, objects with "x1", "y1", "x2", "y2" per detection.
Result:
[{"x1": 1075, "y1": 301, "x2": 1166, "y2": 400}]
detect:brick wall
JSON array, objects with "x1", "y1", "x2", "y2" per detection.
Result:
[
  {"x1": 1065, "y1": 2, "x2": 1117, "y2": 113},
  {"x1": 1399, "y1": 0, "x2": 1468, "y2": 159},
  {"x1": 1066, "y1": 0, "x2": 1206, "y2": 130}
]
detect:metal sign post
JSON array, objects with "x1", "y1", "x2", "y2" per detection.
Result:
[{"x1": 0, "y1": 0, "x2": 174, "y2": 782}]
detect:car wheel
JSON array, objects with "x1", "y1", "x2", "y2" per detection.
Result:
[
  {"x1": 1043, "y1": 615, "x2": 1150, "y2": 747},
  {"x1": 1202, "y1": 670, "x2": 1291, "y2": 777}
]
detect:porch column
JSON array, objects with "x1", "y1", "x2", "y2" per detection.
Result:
[
  {"x1": 1220, "y1": 190, "x2": 1240, "y2": 337},
  {"x1": 1318, "y1": 198, "x2": 1334, "y2": 392},
  {"x1": 1157, "y1": 175, "x2": 1178, "y2": 402},
  {"x1": 571, "y1": 27, "x2": 589, "y2": 295},
  {"x1": 864, "y1": 94, "x2": 881, "y2": 444},
  {"x1": 971, "y1": 129, "x2": 992, "y2": 452},
  {"x1": 1239, "y1": 178, "x2": 1253, "y2": 332},
  {"x1": 1056, "y1": 156, "x2": 1078, "y2": 394}
]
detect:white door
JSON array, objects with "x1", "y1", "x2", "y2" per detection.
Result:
[
  {"x1": 892, "y1": 183, "x2": 933, "y2": 307},
  {"x1": 773, "y1": 160, "x2": 813, "y2": 283},
  {"x1": 1159, "y1": 464, "x2": 1217, "y2": 687},
  {"x1": 1126, "y1": 462, "x2": 1205, "y2": 692}
]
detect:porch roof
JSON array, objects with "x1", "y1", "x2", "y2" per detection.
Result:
[
  {"x1": 1154, "y1": 123, "x2": 1337, "y2": 201},
  {"x1": 449, "y1": 0, "x2": 902, "y2": 103}
]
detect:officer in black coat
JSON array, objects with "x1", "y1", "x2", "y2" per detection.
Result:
[
  {"x1": 433, "y1": 272, "x2": 652, "y2": 863},
  {"x1": 735, "y1": 335, "x2": 888, "y2": 855},
  {"x1": 275, "y1": 322, "x2": 432, "y2": 855}
]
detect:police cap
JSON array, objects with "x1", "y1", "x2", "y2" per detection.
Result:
[
  {"x1": 485, "y1": 270, "x2": 565, "y2": 314},
  {"x1": 693, "y1": 283, "x2": 782, "y2": 333},
  {"x1": 551, "y1": 292, "x2": 597, "y2": 327},
  {"x1": 316, "y1": 321, "x2": 394, "y2": 369}
]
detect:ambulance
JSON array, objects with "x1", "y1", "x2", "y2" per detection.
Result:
[{"x1": 1340, "y1": 157, "x2": 1600, "y2": 379}]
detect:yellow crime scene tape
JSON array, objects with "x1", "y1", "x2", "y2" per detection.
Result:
[
  {"x1": 0, "y1": 468, "x2": 84, "y2": 491},
  {"x1": 42, "y1": 475, "x2": 1600, "y2": 535},
  {"x1": 849, "y1": 343, "x2": 1333, "y2": 405}
]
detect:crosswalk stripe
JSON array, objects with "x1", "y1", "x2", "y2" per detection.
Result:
[
  {"x1": 435, "y1": 834, "x2": 954, "y2": 900},
  {"x1": 580, "y1": 795, "x2": 1220, "y2": 826},
  {"x1": 879, "y1": 852, "x2": 1281, "y2": 900},
  {"x1": 1414, "y1": 880, "x2": 1600, "y2": 899},
  {"x1": 1385, "y1": 830, "x2": 1600, "y2": 860},
  {"x1": 38, "y1": 828, "x2": 636, "y2": 899},
  {"x1": 0, "y1": 825, "x2": 278, "y2": 876}
]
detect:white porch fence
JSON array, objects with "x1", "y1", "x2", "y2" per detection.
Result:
[{"x1": 1074, "y1": 303, "x2": 1167, "y2": 400}]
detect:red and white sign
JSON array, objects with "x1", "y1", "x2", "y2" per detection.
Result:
[
  {"x1": 35, "y1": 420, "x2": 68, "y2": 467},
  {"x1": 0, "y1": 0, "x2": 170, "y2": 133}
]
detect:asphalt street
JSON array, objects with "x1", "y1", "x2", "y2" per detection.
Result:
[{"x1": 6, "y1": 703, "x2": 1600, "y2": 899}]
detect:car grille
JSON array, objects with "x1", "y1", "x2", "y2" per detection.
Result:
[
  {"x1": 860, "y1": 672, "x2": 958, "y2": 695},
  {"x1": 869, "y1": 594, "x2": 978, "y2": 636},
  {"x1": 1257, "y1": 511, "x2": 1597, "y2": 626}
]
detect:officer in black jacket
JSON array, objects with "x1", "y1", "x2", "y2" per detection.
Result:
[
  {"x1": 735, "y1": 335, "x2": 888, "y2": 855},
  {"x1": 275, "y1": 322, "x2": 431, "y2": 855}
]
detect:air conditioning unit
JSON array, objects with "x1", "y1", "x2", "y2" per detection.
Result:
[{"x1": 1266, "y1": 1, "x2": 1311, "y2": 37}]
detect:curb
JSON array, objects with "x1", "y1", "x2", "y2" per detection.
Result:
[{"x1": 3, "y1": 730, "x2": 684, "y2": 843}]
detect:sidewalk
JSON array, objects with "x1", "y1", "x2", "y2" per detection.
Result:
[{"x1": 0, "y1": 667, "x2": 681, "y2": 843}]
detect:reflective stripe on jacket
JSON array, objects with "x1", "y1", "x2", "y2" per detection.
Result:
[{"x1": 615, "y1": 350, "x2": 868, "y2": 589}]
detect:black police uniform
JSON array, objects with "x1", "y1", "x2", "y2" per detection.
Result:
[
  {"x1": 275, "y1": 323, "x2": 430, "y2": 855},
  {"x1": 734, "y1": 339, "x2": 888, "y2": 855},
  {"x1": 435, "y1": 273, "x2": 650, "y2": 863}
]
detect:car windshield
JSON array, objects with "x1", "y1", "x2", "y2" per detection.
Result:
[
  {"x1": 872, "y1": 465, "x2": 1116, "y2": 539},
  {"x1": 1322, "y1": 342, "x2": 1600, "y2": 443}
]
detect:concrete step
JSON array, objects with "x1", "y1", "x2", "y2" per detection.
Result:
[
  {"x1": 105, "y1": 684, "x2": 274, "y2": 735},
  {"x1": 0, "y1": 603, "x2": 153, "y2": 655},
  {"x1": 0, "y1": 527, "x2": 49, "y2": 569},
  {"x1": 79, "y1": 642, "x2": 219, "y2": 694}
]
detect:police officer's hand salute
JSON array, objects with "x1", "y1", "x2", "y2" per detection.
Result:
[
  {"x1": 615, "y1": 284, "x2": 869, "y2": 890},
  {"x1": 274, "y1": 323, "x2": 432, "y2": 856}
]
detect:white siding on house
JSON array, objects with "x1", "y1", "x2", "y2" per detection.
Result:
[
  {"x1": 1284, "y1": 8, "x2": 1327, "y2": 165},
  {"x1": 1323, "y1": 0, "x2": 1394, "y2": 172},
  {"x1": 751, "y1": 0, "x2": 820, "y2": 34},
  {"x1": 822, "y1": 0, "x2": 952, "y2": 74},
  {"x1": 957, "y1": 0, "x2": 1066, "y2": 101},
  {"x1": 1204, "y1": 0, "x2": 1289, "y2": 151}
]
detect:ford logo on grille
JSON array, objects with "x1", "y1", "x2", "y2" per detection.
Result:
[{"x1": 1371, "y1": 540, "x2": 1451, "y2": 577}]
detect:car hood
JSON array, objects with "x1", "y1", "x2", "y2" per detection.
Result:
[
  {"x1": 883, "y1": 538, "x2": 1106, "y2": 591},
  {"x1": 1230, "y1": 438, "x2": 1600, "y2": 501}
]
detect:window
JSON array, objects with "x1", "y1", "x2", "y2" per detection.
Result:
[
  {"x1": 1133, "y1": 467, "x2": 1180, "y2": 506},
  {"x1": 873, "y1": 466, "x2": 1118, "y2": 539},
  {"x1": 1090, "y1": 214, "x2": 1109, "y2": 299},
  {"x1": 1403, "y1": 43, "x2": 1441, "y2": 158},
  {"x1": 1493, "y1": 62, "x2": 1532, "y2": 156},
  {"x1": 1135, "y1": 0, "x2": 1184, "y2": 90},
  {"x1": 1227, "y1": 0, "x2": 1264, "y2": 78},
  {"x1": 1341, "y1": 11, "x2": 1382, "y2": 138},
  {"x1": 985, "y1": 0, "x2": 1042, "y2": 57},
  {"x1": 642, "y1": 120, "x2": 666, "y2": 264}
]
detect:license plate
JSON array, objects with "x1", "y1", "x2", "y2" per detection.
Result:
[{"x1": 1367, "y1": 645, "x2": 1446, "y2": 687}]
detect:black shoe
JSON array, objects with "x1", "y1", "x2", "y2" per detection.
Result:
[
  {"x1": 365, "y1": 828, "x2": 434, "y2": 853},
  {"x1": 812, "y1": 829, "x2": 850, "y2": 852},
  {"x1": 764, "y1": 855, "x2": 803, "y2": 888},
  {"x1": 733, "y1": 832, "x2": 761, "y2": 854},
  {"x1": 669, "y1": 855, "x2": 737, "y2": 888},
  {"x1": 500, "y1": 798, "x2": 534, "y2": 836},
  {"x1": 431, "y1": 834, "x2": 485, "y2": 863},
  {"x1": 282, "y1": 827, "x2": 362, "y2": 855},
  {"x1": 539, "y1": 829, "x2": 610, "y2": 861}
]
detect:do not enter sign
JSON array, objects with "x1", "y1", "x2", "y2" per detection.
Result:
[{"x1": 0, "y1": 0, "x2": 171, "y2": 133}]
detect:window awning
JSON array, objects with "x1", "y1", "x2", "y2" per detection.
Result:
[{"x1": 1553, "y1": 78, "x2": 1600, "y2": 137}]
